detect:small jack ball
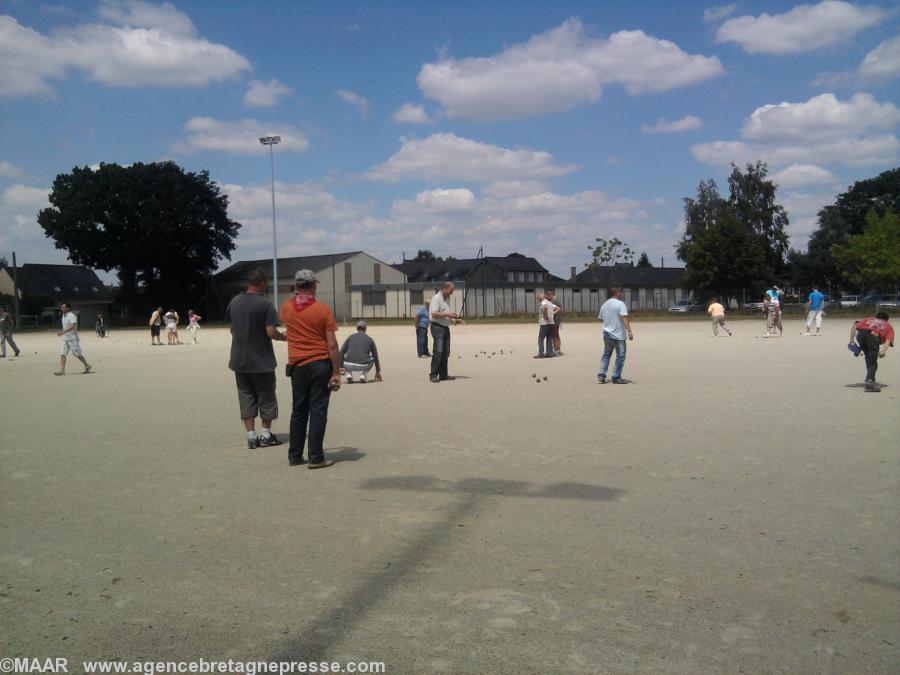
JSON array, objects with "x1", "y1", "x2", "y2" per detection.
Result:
[
  {"x1": 531, "y1": 373, "x2": 536, "y2": 378},
  {"x1": 543, "y1": 376, "x2": 548, "y2": 381},
  {"x1": 536, "y1": 379, "x2": 541, "y2": 383}
]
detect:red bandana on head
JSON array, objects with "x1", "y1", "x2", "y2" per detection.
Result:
[{"x1": 292, "y1": 293, "x2": 316, "y2": 313}]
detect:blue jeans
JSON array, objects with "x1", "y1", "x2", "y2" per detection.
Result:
[
  {"x1": 289, "y1": 358, "x2": 333, "y2": 464},
  {"x1": 598, "y1": 331, "x2": 626, "y2": 380},
  {"x1": 416, "y1": 325, "x2": 430, "y2": 356}
]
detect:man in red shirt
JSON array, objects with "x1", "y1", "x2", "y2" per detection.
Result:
[
  {"x1": 280, "y1": 269, "x2": 342, "y2": 468},
  {"x1": 850, "y1": 312, "x2": 895, "y2": 392}
]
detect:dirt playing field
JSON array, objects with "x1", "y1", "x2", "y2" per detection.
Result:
[{"x1": 2, "y1": 317, "x2": 898, "y2": 672}]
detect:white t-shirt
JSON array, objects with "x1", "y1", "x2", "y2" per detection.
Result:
[
  {"x1": 539, "y1": 299, "x2": 554, "y2": 326},
  {"x1": 429, "y1": 292, "x2": 452, "y2": 327},
  {"x1": 61, "y1": 311, "x2": 79, "y2": 340},
  {"x1": 599, "y1": 297, "x2": 629, "y2": 340}
]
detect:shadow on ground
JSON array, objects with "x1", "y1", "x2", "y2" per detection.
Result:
[{"x1": 271, "y1": 477, "x2": 623, "y2": 661}]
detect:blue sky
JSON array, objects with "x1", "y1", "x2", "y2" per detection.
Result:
[{"x1": 1, "y1": 0, "x2": 898, "y2": 280}]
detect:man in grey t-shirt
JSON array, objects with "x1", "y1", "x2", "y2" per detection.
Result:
[
  {"x1": 225, "y1": 269, "x2": 286, "y2": 449},
  {"x1": 340, "y1": 321, "x2": 383, "y2": 383}
]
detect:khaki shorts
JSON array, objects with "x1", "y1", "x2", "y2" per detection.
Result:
[
  {"x1": 60, "y1": 338, "x2": 82, "y2": 357},
  {"x1": 235, "y1": 371, "x2": 278, "y2": 420}
]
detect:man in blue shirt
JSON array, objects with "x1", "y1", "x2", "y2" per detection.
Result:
[
  {"x1": 415, "y1": 301, "x2": 431, "y2": 358},
  {"x1": 803, "y1": 285, "x2": 826, "y2": 336},
  {"x1": 597, "y1": 287, "x2": 633, "y2": 384}
]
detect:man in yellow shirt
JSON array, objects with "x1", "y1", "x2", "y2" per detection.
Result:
[{"x1": 707, "y1": 297, "x2": 732, "y2": 337}]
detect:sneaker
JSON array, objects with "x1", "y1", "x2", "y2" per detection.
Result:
[
  {"x1": 247, "y1": 436, "x2": 259, "y2": 449},
  {"x1": 84, "y1": 365, "x2": 93, "y2": 374},
  {"x1": 258, "y1": 433, "x2": 282, "y2": 447},
  {"x1": 597, "y1": 375, "x2": 606, "y2": 384},
  {"x1": 53, "y1": 370, "x2": 65, "y2": 376},
  {"x1": 864, "y1": 381, "x2": 882, "y2": 393},
  {"x1": 308, "y1": 459, "x2": 334, "y2": 470},
  {"x1": 612, "y1": 378, "x2": 628, "y2": 384},
  {"x1": 345, "y1": 375, "x2": 353, "y2": 384},
  {"x1": 429, "y1": 375, "x2": 440, "y2": 383},
  {"x1": 847, "y1": 342, "x2": 862, "y2": 357},
  {"x1": 360, "y1": 375, "x2": 368, "y2": 383}
]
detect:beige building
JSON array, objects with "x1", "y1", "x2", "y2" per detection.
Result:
[{"x1": 214, "y1": 251, "x2": 406, "y2": 321}]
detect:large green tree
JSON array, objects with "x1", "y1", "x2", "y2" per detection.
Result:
[
  {"x1": 677, "y1": 164, "x2": 788, "y2": 304},
  {"x1": 38, "y1": 162, "x2": 240, "y2": 311},
  {"x1": 830, "y1": 210, "x2": 900, "y2": 294},
  {"x1": 792, "y1": 168, "x2": 900, "y2": 288}
]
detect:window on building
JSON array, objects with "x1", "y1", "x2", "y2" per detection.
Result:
[
  {"x1": 363, "y1": 290, "x2": 386, "y2": 306},
  {"x1": 527, "y1": 272, "x2": 534, "y2": 282},
  {"x1": 507, "y1": 272, "x2": 515, "y2": 283},
  {"x1": 344, "y1": 263, "x2": 352, "y2": 288},
  {"x1": 518, "y1": 272, "x2": 526, "y2": 283},
  {"x1": 410, "y1": 290, "x2": 424, "y2": 306},
  {"x1": 374, "y1": 263, "x2": 381, "y2": 284}
]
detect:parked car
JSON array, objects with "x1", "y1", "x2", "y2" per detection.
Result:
[
  {"x1": 667, "y1": 299, "x2": 705, "y2": 313},
  {"x1": 877, "y1": 295, "x2": 900, "y2": 310},
  {"x1": 863, "y1": 294, "x2": 882, "y2": 305},
  {"x1": 840, "y1": 295, "x2": 859, "y2": 308},
  {"x1": 743, "y1": 301, "x2": 765, "y2": 311}
]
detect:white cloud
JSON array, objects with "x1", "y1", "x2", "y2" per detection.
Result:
[
  {"x1": 392, "y1": 103, "x2": 431, "y2": 124},
  {"x1": 641, "y1": 115, "x2": 702, "y2": 134},
  {"x1": 336, "y1": 89, "x2": 370, "y2": 115},
  {"x1": 715, "y1": 1, "x2": 886, "y2": 54},
  {"x1": 771, "y1": 163, "x2": 838, "y2": 189},
  {"x1": 0, "y1": 161, "x2": 24, "y2": 179},
  {"x1": 0, "y1": 184, "x2": 71, "y2": 266},
  {"x1": 365, "y1": 133, "x2": 578, "y2": 183},
  {"x1": 703, "y1": 5, "x2": 737, "y2": 24},
  {"x1": 742, "y1": 93, "x2": 899, "y2": 143},
  {"x1": 172, "y1": 118, "x2": 310, "y2": 156},
  {"x1": 860, "y1": 34, "x2": 900, "y2": 81},
  {"x1": 692, "y1": 93, "x2": 900, "y2": 168},
  {"x1": 780, "y1": 191, "x2": 834, "y2": 246},
  {"x1": 97, "y1": 0, "x2": 197, "y2": 38},
  {"x1": 0, "y1": 10, "x2": 250, "y2": 98},
  {"x1": 244, "y1": 79, "x2": 292, "y2": 107},
  {"x1": 417, "y1": 18, "x2": 723, "y2": 121}
]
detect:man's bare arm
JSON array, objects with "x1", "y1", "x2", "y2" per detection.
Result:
[{"x1": 266, "y1": 325, "x2": 286, "y2": 341}]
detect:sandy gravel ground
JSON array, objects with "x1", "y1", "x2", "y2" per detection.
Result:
[{"x1": 1, "y1": 317, "x2": 898, "y2": 673}]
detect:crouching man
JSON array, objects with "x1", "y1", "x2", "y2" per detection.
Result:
[{"x1": 341, "y1": 321, "x2": 383, "y2": 383}]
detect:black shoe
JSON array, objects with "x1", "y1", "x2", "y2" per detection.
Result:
[
  {"x1": 612, "y1": 378, "x2": 628, "y2": 384},
  {"x1": 429, "y1": 375, "x2": 441, "y2": 383},
  {"x1": 308, "y1": 459, "x2": 334, "y2": 470},
  {"x1": 258, "y1": 433, "x2": 282, "y2": 447},
  {"x1": 597, "y1": 375, "x2": 606, "y2": 384},
  {"x1": 247, "y1": 437, "x2": 260, "y2": 449},
  {"x1": 289, "y1": 457, "x2": 305, "y2": 466}
]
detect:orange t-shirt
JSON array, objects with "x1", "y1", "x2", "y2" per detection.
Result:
[{"x1": 279, "y1": 299, "x2": 338, "y2": 366}]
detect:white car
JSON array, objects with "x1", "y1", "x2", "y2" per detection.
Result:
[{"x1": 840, "y1": 295, "x2": 859, "y2": 308}]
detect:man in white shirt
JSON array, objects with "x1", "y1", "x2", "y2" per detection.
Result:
[
  {"x1": 535, "y1": 292, "x2": 555, "y2": 358},
  {"x1": 597, "y1": 287, "x2": 633, "y2": 384},
  {"x1": 428, "y1": 282, "x2": 459, "y2": 383},
  {"x1": 55, "y1": 303, "x2": 92, "y2": 375}
]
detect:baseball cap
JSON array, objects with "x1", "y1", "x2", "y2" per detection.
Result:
[
  {"x1": 294, "y1": 269, "x2": 318, "y2": 284},
  {"x1": 356, "y1": 320, "x2": 367, "y2": 329}
]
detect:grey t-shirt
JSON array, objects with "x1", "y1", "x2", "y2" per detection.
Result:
[
  {"x1": 340, "y1": 332, "x2": 380, "y2": 371},
  {"x1": 226, "y1": 292, "x2": 279, "y2": 373}
]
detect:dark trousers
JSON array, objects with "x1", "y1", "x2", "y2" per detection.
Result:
[
  {"x1": 289, "y1": 358, "x2": 333, "y2": 464},
  {"x1": 416, "y1": 325, "x2": 430, "y2": 356},
  {"x1": 430, "y1": 323, "x2": 450, "y2": 379},
  {"x1": 538, "y1": 324, "x2": 553, "y2": 356},
  {"x1": 857, "y1": 330, "x2": 881, "y2": 383}
]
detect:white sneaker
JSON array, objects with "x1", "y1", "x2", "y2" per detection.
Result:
[
  {"x1": 345, "y1": 375, "x2": 353, "y2": 384},
  {"x1": 360, "y1": 375, "x2": 368, "y2": 383}
]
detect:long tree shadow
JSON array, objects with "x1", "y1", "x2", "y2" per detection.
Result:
[{"x1": 271, "y1": 476, "x2": 623, "y2": 661}]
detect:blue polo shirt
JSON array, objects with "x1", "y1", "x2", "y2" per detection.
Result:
[
  {"x1": 809, "y1": 290, "x2": 824, "y2": 310},
  {"x1": 416, "y1": 305, "x2": 430, "y2": 328}
]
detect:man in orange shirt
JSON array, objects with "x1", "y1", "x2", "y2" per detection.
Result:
[
  {"x1": 707, "y1": 297, "x2": 732, "y2": 337},
  {"x1": 280, "y1": 269, "x2": 342, "y2": 469}
]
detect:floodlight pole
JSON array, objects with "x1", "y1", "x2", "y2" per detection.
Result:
[{"x1": 259, "y1": 135, "x2": 281, "y2": 307}]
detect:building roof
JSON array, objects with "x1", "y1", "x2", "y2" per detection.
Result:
[
  {"x1": 215, "y1": 252, "x2": 360, "y2": 282},
  {"x1": 575, "y1": 264, "x2": 686, "y2": 287},
  {"x1": 3, "y1": 264, "x2": 114, "y2": 301},
  {"x1": 394, "y1": 253, "x2": 549, "y2": 283}
]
